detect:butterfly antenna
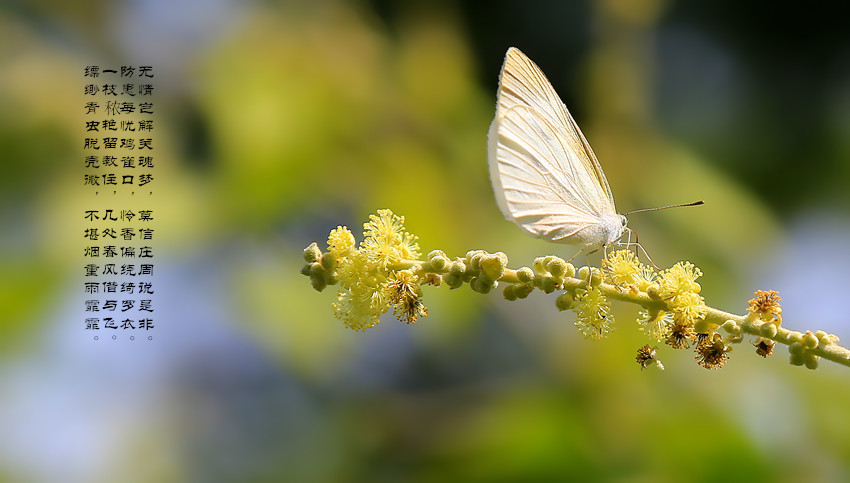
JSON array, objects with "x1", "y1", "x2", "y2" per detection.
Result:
[
  {"x1": 625, "y1": 200, "x2": 704, "y2": 216},
  {"x1": 619, "y1": 200, "x2": 703, "y2": 269}
]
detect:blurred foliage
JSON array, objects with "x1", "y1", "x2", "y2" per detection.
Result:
[{"x1": 1, "y1": 0, "x2": 850, "y2": 481}]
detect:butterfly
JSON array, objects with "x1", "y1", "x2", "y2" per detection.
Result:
[{"x1": 488, "y1": 47, "x2": 627, "y2": 252}]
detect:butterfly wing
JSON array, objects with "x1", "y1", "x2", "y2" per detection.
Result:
[{"x1": 488, "y1": 47, "x2": 621, "y2": 247}]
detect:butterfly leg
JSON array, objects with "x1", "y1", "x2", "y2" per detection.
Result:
[{"x1": 620, "y1": 228, "x2": 659, "y2": 270}]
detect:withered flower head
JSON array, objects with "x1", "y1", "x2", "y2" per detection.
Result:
[
  {"x1": 696, "y1": 334, "x2": 729, "y2": 369},
  {"x1": 752, "y1": 337, "x2": 775, "y2": 358},
  {"x1": 748, "y1": 290, "x2": 782, "y2": 323},
  {"x1": 636, "y1": 344, "x2": 664, "y2": 371},
  {"x1": 665, "y1": 323, "x2": 695, "y2": 349}
]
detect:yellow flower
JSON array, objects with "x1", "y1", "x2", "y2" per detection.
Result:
[
  {"x1": 573, "y1": 286, "x2": 614, "y2": 340},
  {"x1": 361, "y1": 209, "x2": 420, "y2": 268},
  {"x1": 332, "y1": 250, "x2": 391, "y2": 331},
  {"x1": 634, "y1": 264, "x2": 657, "y2": 292},
  {"x1": 657, "y1": 261, "x2": 707, "y2": 327},
  {"x1": 658, "y1": 261, "x2": 702, "y2": 298},
  {"x1": 327, "y1": 226, "x2": 356, "y2": 260},
  {"x1": 637, "y1": 309, "x2": 673, "y2": 342},
  {"x1": 603, "y1": 249, "x2": 642, "y2": 287}
]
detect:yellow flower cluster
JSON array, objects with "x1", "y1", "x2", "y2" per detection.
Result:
[
  {"x1": 655, "y1": 262, "x2": 708, "y2": 347},
  {"x1": 304, "y1": 209, "x2": 426, "y2": 331},
  {"x1": 602, "y1": 251, "x2": 708, "y2": 351}
]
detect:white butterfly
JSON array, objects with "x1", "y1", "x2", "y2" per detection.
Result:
[{"x1": 488, "y1": 47, "x2": 627, "y2": 251}]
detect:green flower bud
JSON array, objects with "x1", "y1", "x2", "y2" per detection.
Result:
[
  {"x1": 478, "y1": 272, "x2": 494, "y2": 286},
  {"x1": 466, "y1": 249, "x2": 485, "y2": 261},
  {"x1": 577, "y1": 266, "x2": 590, "y2": 282},
  {"x1": 693, "y1": 319, "x2": 713, "y2": 334},
  {"x1": 788, "y1": 341, "x2": 805, "y2": 356},
  {"x1": 430, "y1": 255, "x2": 449, "y2": 271},
  {"x1": 584, "y1": 268, "x2": 602, "y2": 287},
  {"x1": 320, "y1": 252, "x2": 336, "y2": 271},
  {"x1": 428, "y1": 249, "x2": 447, "y2": 261},
  {"x1": 303, "y1": 242, "x2": 322, "y2": 263},
  {"x1": 468, "y1": 251, "x2": 486, "y2": 271},
  {"x1": 310, "y1": 276, "x2": 327, "y2": 292},
  {"x1": 802, "y1": 331, "x2": 819, "y2": 350},
  {"x1": 325, "y1": 271, "x2": 339, "y2": 285},
  {"x1": 471, "y1": 277, "x2": 492, "y2": 294},
  {"x1": 721, "y1": 320, "x2": 740, "y2": 335},
  {"x1": 555, "y1": 292, "x2": 575, "y2": 311},
  {"x1": 541, "y1": 277, "x2": 558, "y2": 294},
  {"x1": 547, "y1": 257, "x2": 567, "y2": 277},
  {"x1": 563, "y1": 262, "x2": 576, "y2": 278},
  {"x1": 309, "y1": 262, "x2": 324, "y2": 278},
  {"x1": 804, "y1": 353, "x2": 819, "y2": 370},
  {"x1": 503, "y1": 284, "x2": 517, "y2": 301},
  {"x1": 789, "y1": 353, "x2": 805, "y2": 366},
  {"x1": 300, "y1": 264, "x2": 312, "y2": 276},
  {"x1": 532, "y1": 257, "x2": 548, "y2": 275},
  {"x1": 514, "y1": 283, "x2": 534, "y2": 299},
  {"x1": 449, "y1": 260, "x2": 467, "y2": 277},
  {"x1": 516, "y1": 267, "x2": 534, "y2": 283},
  {"x1": 760, "y1": 322, "x2": 778, "y2": 338},
  {"x1": 444, "y1": 272, "x2": 463, "y2": 289},
  {"x1": 480, "y1": 253, "x2": 507, "y2": 281}
]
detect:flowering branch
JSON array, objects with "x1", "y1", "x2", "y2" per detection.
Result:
[{"x1": 301, "y1": 209, "x2": 850, "y2": 371}]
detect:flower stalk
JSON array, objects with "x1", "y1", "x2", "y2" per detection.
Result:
[{"x1": 301, "y1": 209, "x2": 850, "y2": 370}]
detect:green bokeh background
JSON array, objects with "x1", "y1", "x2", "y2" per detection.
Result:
[{"x1": 2, "y1": 0, "x2": 849, "y2": 481}]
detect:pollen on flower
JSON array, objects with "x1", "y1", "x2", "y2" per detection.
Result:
[
  {"x1": 603, "y1": 249, "x2": 643, "y2": 288},
  {"x1": 747, "y1": 290, "x2": 782, "y2": 323},
  {"x1": 361, "y1": 209, "x2": 420, "y2": 268},
  {"x1": 573, "y1": 286, "x2": 614, "y2": 340},
  {"x1": 695, "y1": 334, "x2": 729, "y2": 369}
]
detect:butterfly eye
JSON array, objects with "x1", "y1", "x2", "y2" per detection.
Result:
[{"x1": 620, "y1": 215, "x2": 628, "y2": 227}]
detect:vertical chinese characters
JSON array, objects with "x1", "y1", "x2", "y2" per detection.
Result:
[{"x1": 82, "y1": 65, "x2": 156, "y2": 340}]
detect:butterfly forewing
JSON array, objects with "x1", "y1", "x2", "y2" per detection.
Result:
[
  {"x1": 496, "y1": 48, "x2": 615, "y2": 206},
  {"x1": 493, "y1": 105, "x2": 605, "y2": 240},
  {"x1": 488, "y1": 47, "x2": 621, "y2": 246}
]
